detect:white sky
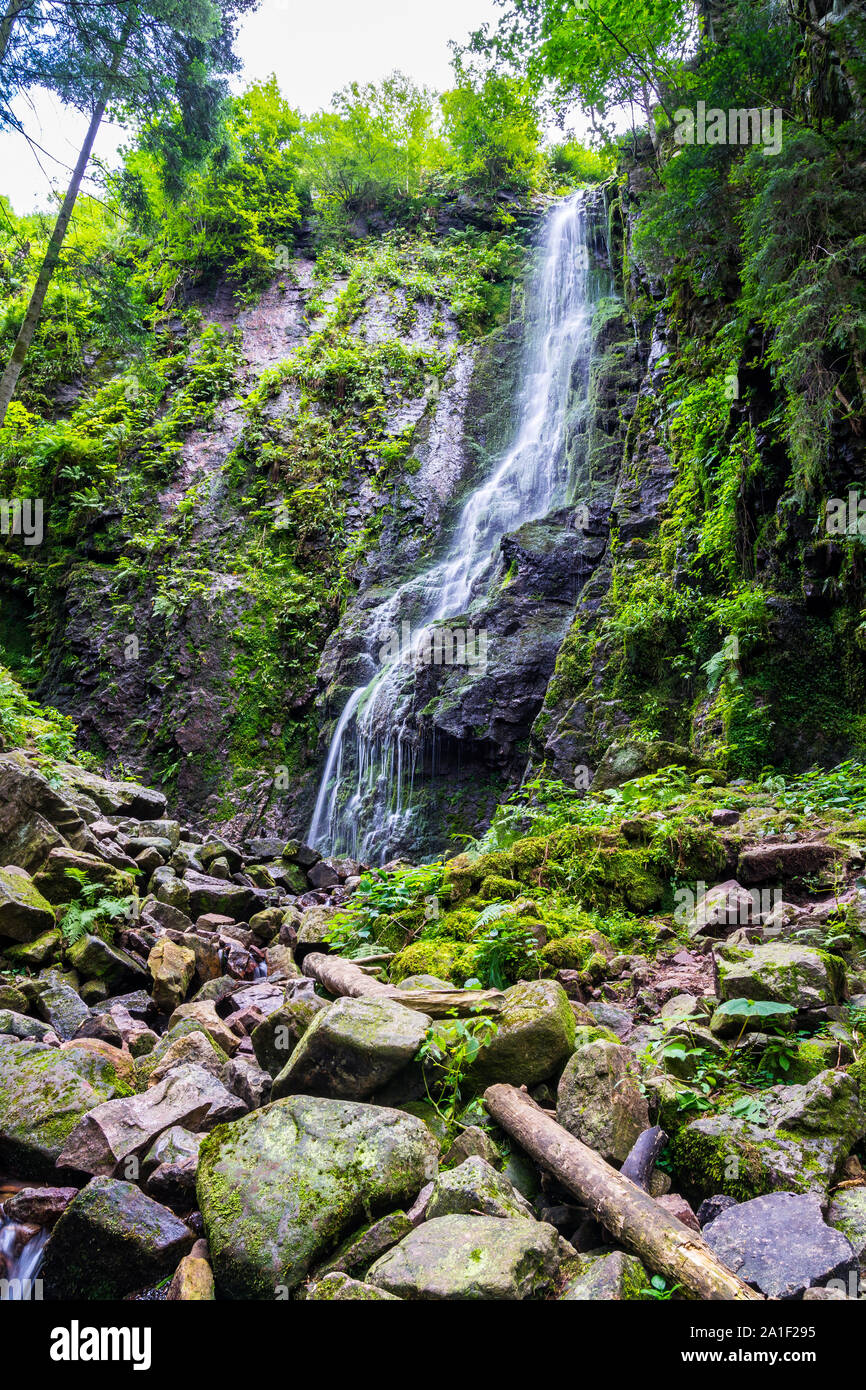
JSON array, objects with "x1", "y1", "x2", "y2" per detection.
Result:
[{"x1": 0, "y1": 0, "x2": 507, "y2": 214}]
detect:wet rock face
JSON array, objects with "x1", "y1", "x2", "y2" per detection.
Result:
[{"x1": 197, "y1": 1096, "x2": 438, "y2": 1298}]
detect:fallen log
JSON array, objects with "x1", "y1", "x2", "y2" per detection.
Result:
[
  {"x1": 300, "y1": 951, "x2": 505, "y2": 1018},
  {"x1": 484, "y1": 1084, "x2": 762, "y2": 1302}
]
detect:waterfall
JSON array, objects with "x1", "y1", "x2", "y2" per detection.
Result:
[{"x1": 308, "y1": 192, "x2": 598, "y2": 863}]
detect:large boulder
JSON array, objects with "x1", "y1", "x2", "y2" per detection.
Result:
[
  {"x1": 41, "y1": 1177, "x2": 192, "y2": 1299},
  {"x1": 713, "y1": 942, "x2": 845, "y2": 1012},
  {"x1": 148, "y1": 938, "x2": 196, "y2": 1013},
  {"x1": 181, "y1": 870, "x2": 261, "y2": 920},
  {"x1": 271, "y1": 996, "x2": 430, "y2": 1101},
  {"x1": 197, "y1": 1096, "x2": 437, "y2": 1297},
  {"x1": 57, "y1": 1063, "x2": 246, "y2": 1176},
  {"x1": 557, "y1": 1040, "x2": 650, "y2": 1163},
  {"x1": 0, "y1": 865, "x2": 56, "y2": 941},
  {"x1": 65, "y1": 932, "x2": 148, "y2": 991},
  {"x1": 367, "y1": 1214, "x2": 561, "y2": 1300},
  {"x1": 251, "y1": 996, "x2": 328, "y2": 1076},
  {"x1": 559, "y1": 1250, "x2": 650, "y2": 1300},
  {"x1": 704, "y1": 1192, "x2": 859, "y2": 1299},
  {"x1": 30, "y1": 969, "x2": 89, "y2": 1040},
  {"x1": 0, "y1": 1040, "x2": 131, "y2": 1178},
  {"x1": 672, "y1": 1069, "x2": 866, "y2": 1201},
  {"x1": 32, "y1": 847, "x2": 134, "y2": 903},
  {"x1": 426, "y1": 1156, "x2": 534, "y2": 1221},
  {"x1": 0, "y1": 751, "x2": 87, "y2": 872},
  {"x1": 463, "y1": 980, "x2": 576, "y2": 1090}
]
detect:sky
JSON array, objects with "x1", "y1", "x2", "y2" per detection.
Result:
[{"x1": 0, "y1": 0, "x2": 505, "y2": 214}]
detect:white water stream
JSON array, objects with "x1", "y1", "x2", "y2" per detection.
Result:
[{"x1": 308, "y1": 193, "x2": 599, "y2": 862}]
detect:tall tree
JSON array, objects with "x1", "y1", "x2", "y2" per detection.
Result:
[{"x1": 0, "y1": 0, "x2": 256, "y2": 424}]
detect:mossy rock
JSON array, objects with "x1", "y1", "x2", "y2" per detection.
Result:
[
  {"x1": 464, "y1": 979, "x2": 576, "y2": 1091},
  {"x1": 197, "y1": 1096, "x2": 438, "y2": 1298},
  {"x1": 390, "y1": 937, "x2": 480, "y2": 986},
  {"x1": 0, "y1": 1039, "x2": 132, "y2": 1179},
  {"x1": 41, "y1": 1176, "x2": 194, "y2": 1299},
  {"x1": 478, "y1": 875, "x2": 522, "y2": 902}
]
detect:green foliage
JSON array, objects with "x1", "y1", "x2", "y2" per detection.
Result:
[
  {"x1": 416, "y1": 1010, "x2": 499, "y2": 1126},
  {"x1": 0, "y1": 661, "x2": 78, "y2": 759},
  {"x1": 59, "y1": 871, "x2": 136, "y2": 946},
  {"x1": 440, "y1": 67, "x2": 541, "y2": 193}
]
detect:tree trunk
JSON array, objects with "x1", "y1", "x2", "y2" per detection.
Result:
[
  {"x1": 0, "y1": 14, "x2": 133, "y2": 426},
  {"x1": 0, "y1": 0, "x2": 26, "y2": 66},
  {"x1": 300, "y1": 950, "x2": 505, "y2": 1017},
  {"x1": 484, "y1": 1084, "x2": 763, "y2": 1301}
]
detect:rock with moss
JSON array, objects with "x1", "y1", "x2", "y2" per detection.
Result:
[
  {"x1": 30, "y1": 969, "x2": 89, "y2": 1039},
  {"x1": 0, "y1": 1039, "x2": 132, "y2": 1178},
  {"x1": 391, "y1": 937, "x2": 479, "y2": 985},
  {"x1": 197, "y1": 1096, "x2": 438, "y2": 1298},
  {"x1": 827, "y1": 1188, "x2": 866, "y2": 1262},
  {"x1": 272, "y1": 995, "x2": 430, "y2": 1102},
  {"x1": 3, "y1": 927, "x2": 62, "y2": 968},
  {"x1": 134, "y1": 1017, "x2": 229, "y2": 1086},
  {"x1": 251, "y1": 995, "x2": 329, "y2": 1076},
  {"x1": 671, "y1": 1069, "x2": 866, "y2": 1202},
  {"x1": 0, "y1": 866, "x2": 56, "y2": 942},
  {"x1": 32, "y1": 847, "x2": 134, "y2": 903},
  {"x1": 367, "y1": 1214, "x2": 561, "y2": 1300},
  {"x1": 65, "y1": 932, "x2": 149, "y2": 991},
  {"x1": 427, "y1": 1156, "x2": 534, "y2": 1220},
  {"x1": 557, "y1": 1040, "x2": 650, "y2": 1162},
  {"x1": 559, "y1": 1249, "x2": 650, "y2": 1300},
  {"x1": 41, "y1": 1176, "x2": 194, "y2": 1299},
  {"x1": 713, "y1": 941, "x2": 845, "y2": 1012},
  {"x1": 305, "y1": 1272, "x2": 401, "y2": 1300},
  {"x1": 148, "y1": 938, "x2": 196, "y2": 1013},
  {"x1": 0, "y1": 1007, "x2": 52, "y2": 1041},
  {"x1": 145, "y1": 1029, "x2": 231, "y2": 1088},
  {"x1": 57, "y1": 1063, "x2": 247, "y2": 1176},
  {"x1": 315, "y1": 1210, "x2": 413, "y2": 1277},
  {"x1": 464, "y1": 979, "x2": 576, "y2": 1091}
]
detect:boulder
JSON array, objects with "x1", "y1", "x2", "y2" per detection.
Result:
[
  {"x1": 251, "y1": 996, "x2": 328, "y2": 1076},
  {"x1": 166, "y1": 999, "x2": 242, "y2": 1055},
  {"x1": 463, "y1": 980, "x2": 576, "y2": 1090},
  {"x1": 222, "y1": 1055, "x2": 272, "y2": 1109},
  {"x1": 559, "y1": 1249, "x2": 650, "y2": 1300},
  {"x1": 181, "y1": 870, "x2": 261, "y2": 920},
  {"x1": 30, "y1": 970, "x2": 89, "y2": 1040},
  {"x1": 713, "y1": 941, "x2": 845, "y2": 1012},
  {"x1": 557, "y1": 1040, "x2": 650, "y2": 1162},
  {"x1": 197, "y1": 1096, "x2": 437, "y2": 1297},
  {"x1": 704, "y1": 1192, "x2": 859, "y2": 1299},
  {"x1": 33, "y1": 847, "x2": 134, "y2": 903},
  {"x1": 0, "y1": 1039, "x2": 131, "y2": 1178},
  {"x1": 41, "y1": 1177, "x2": 193, "y2": 1299},
  {"x1": 367, "y1": 1214, "x2": 561, "y2": 1300},
  {"x1": 166, "y1": 1252, "x2": 215, "y2": 1300},
  {"x1": 57, "y1": 1063, "x2": 246, "y2": 1176},
  {"x1": 737, "y1": 841, "x2": 838, "y2": 886},
  {"x1": 0, "y1": 865, "x2": 56, "y2": 941},
  {"x1": 305, "y1": 1272, "x2": 401, "y2": 1300},
  {"x1": 427, "y1": 1156, "x2": 534, "y2": 1220},
  {"x1": 144, "y1": 1030, "x2": 229, "y2": 1088},
  {"x1": 686, "y1": 880, "x2": 754, "y2": 938},
  {"x1": 271, "y1": 995, "x2": 430, "y2": 1102},
  {"x1": 0, "y1": 1008, "x2": 53, "y2": 1041},
  {"x1": 316, "y1": 1211, "x2": 413, "y2": 1277},
  {"x1": 442, "y1": 1124, "x2": 500, "y2": 1168},
  {"x1": 60, "y1": 1038, "x2": 136, "y2": 1088},
  {"x1": 826, "y1": 1187, "x2": 866, "y2": 1262},
  {"x1": 2, "y1": 927, "x2": 61, "y2": 968},
  {"x1": 2, "y1": 1185, "x2": 77, "y2": 1227},
  {"x1": 148, "y1": 938, "x2": 195, "y2": 1013},
  {"x1": 672, "y1": 1069, "x2": 866, "y2": 1200},
  {"x1": 64, "y1": 933, "x2": 148, "y2": 991}
]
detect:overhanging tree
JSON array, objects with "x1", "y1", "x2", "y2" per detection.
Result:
[{"x1": 0, "y1": 0, "x2": 257, "y2": 425}]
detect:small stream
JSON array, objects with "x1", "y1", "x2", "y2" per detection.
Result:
[{"x1": 0, "y1": 1203, "x2": 48, "y2": 1299}]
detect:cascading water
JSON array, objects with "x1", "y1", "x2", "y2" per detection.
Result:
[
  {"x1": 0, "y1": 1214, "x2": 48, "y2": 1298},
  {"x1": 308, "y1": 192, "x2": 600, "y2": 863}
]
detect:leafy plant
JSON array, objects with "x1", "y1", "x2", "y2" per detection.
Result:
[
  {"x1": 416, "y1": 1009, "x2": 499, "y2": 1128},
  {"x1": 59, "y1": 870, "x2": 135, "y2": 946}
]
